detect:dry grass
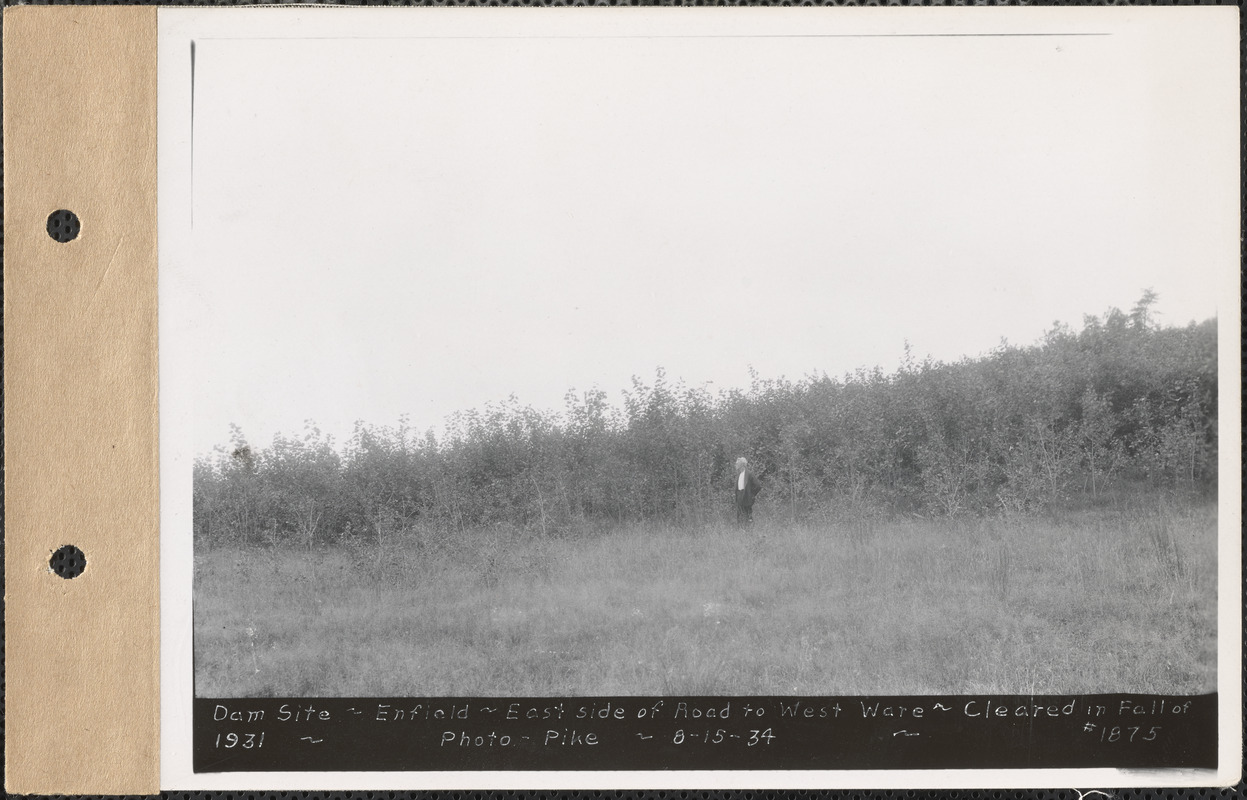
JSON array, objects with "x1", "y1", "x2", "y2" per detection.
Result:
[{"x1": 193, "y1": 501, "x2": 1217, "y2": 697}]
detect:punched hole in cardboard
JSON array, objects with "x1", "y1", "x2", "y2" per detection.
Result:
[
  {"x1": 49, "y1": 545, "x2": 86, "y2": 579},
  {"x1": 46, "y1": 209, "x2": 80, "y2": 243}
]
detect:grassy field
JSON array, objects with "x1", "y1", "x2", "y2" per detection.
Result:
[{"x1": 194, "y1": 500, "x2": 1217, "y2": 697}]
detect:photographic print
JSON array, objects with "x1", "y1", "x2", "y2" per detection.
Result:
[{"x1": 158, "y1": 6, "x2": 1239, "y2": 788}]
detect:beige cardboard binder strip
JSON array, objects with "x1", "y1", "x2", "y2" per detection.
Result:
[{"x1": 4, "y1": 6, "x2": 159, "y2": 794}]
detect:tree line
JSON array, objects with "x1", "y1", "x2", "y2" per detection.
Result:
[{"x1": 194, "y1": 293, "x2": 1217, "y2": 548}]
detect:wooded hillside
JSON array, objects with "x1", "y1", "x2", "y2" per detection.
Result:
[{"x1": 193, "y1": 294, "x2": 1217, "y2": 547}]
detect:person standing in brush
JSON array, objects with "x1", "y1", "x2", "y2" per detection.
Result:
[{"x1": 734, "y1": 457, "x2": 762, "y2": 525}]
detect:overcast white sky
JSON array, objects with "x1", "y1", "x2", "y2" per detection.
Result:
[{"x1": 168, "y1": 10, "x2": 1238, "y2": 453}]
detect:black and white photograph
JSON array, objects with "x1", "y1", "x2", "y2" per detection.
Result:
[{"x1": 158, "y1": 6, "x2": 1240, "y2": 788}]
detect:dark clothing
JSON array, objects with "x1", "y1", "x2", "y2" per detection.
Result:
[{"x1": 735, "y1": 469, "x2": 762, "y2": 524}]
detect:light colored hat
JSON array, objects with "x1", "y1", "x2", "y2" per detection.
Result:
[{"x1": 735, "y1": 457, "x2": 748, "y2": 469}]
